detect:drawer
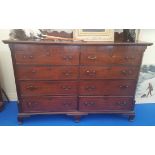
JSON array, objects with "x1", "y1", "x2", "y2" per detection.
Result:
[
  {"x1": 14, "y1": 45, "x2": 79, "y2": 65},
  {"x1": 80, "y1": 46, "x2": 143, "y2": 65},
  {"x1": 79, "y1": 80, "x2": 136, "y2": 96},
  {"x1": 21, "y1": 96, "x2": 77, "y2": 112},
  {"x1": 79, "y1": 97, "x2": 133, "y2": 111},
  {"x1": 19, "y1": 81, "x2": 78, "y2": 96},
  {"x1": 80, "y1": 66, "x2": 139, "y2": 79},
  {"x1": 16, "y1": 66, "x2": 78, "y2": 80}
]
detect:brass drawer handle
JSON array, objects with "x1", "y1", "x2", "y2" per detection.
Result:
[
  {"x1": 88, "y1": 56, "x2": 97, "y2": 60},
  {"x1": 27, "y1": 102, "x2": 32, "y2": 107},
  {"x1": 86, "y1": 70, "x2": 96, "y2": 76},
  {"x1": 27, "y1": 102, "x2": 37, "y2": 107},
  {"x1": 116, "y1": 101, "x2": 128, "y2": 106},
  {"x1": 63, "y1": 71, "x2": 72, "y2": 76},
  {"x1": 124, "y1": 56, "x2": 134, "y2": 60},
  {"x1": 121, "y1": 70, "x2": 133, "y2": 75},
  {"x1": 85, "y1": 86, "x2": 96, "y2": 90},
  {"x1": 61, "y1": 86, "x2": 71, "y2": 90},
  {"x1": 119, "y1": 85, "x2": 129, "y2": 88},
  {"x1": 121, "y1": 70, "x2": 128, "y2": 75},
  {"x1": 29, "y1": 55, "x2": 34, "y2": 59},
  {"x1": 32, "y1": 70, "x2": 36, "y2": 73},
  {"x1": 84, "y1": 102, "x2": 96, "y2": 106},
  {"x1": 90, "y1": 102, "x2": 95, "y2": 106},
  {"x1": 63, "y1": 56, "x2": 73, "y2": 60},
  {"x1": 26, "y1": 86, "x2": 37, "y2": 90},
  {"x1": 23, "y1": 55, "x2": 26, "y2": 59}
]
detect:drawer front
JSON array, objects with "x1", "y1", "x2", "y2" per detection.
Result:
[
  {"x1": 80, "y1": 46, "x2": 143, "y2": 65},
  {"x1": 16, "y1": 66, "x2": 78, "y2": 80},
  {"x1": 79, "y1": 80, "x2": 136, "y2": 96},
  {"x1": 80, "y1": 66, "x2": 139, "y2": 79},
  {"x1": 21, "y1": 96, "x2": 77, "y2": 112},
  {"x1": 79, "y1": 97, "x2": 133, "y2": 111},
  {"x1": 14, "y1": 45, "x2": 79, "y2": 65},
  {"x1": 19, "y1": 81, "x2": 78, "y2": 96}
]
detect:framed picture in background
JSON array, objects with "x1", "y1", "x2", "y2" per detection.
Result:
[{"x1": 73, "y1": 29, "x2": 114, "y2": 41}]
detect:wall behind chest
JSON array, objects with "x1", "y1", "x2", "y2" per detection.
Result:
[
  {"x1": 0, "y1": 29, "x2": 75, "y2": 100},
  {"x1": 0, "y1": 29, "x2": 17, "y2": 100},
  {"x1": 139, "y1": 29, "x2": 155, "y2": 65},
  {"x1": 136, "y1": 29, "x2": 155, "y2": 103}
]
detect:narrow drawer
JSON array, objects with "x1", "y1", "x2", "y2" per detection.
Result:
[
  {"x1": 79, "y1": 97, "x2": 133, "y2": 111},
  {"x1": 14, "y1": 45, "x2": 79, "y2": 65},
  {"x1": 79, "y1": 80, "x2": 136, "y2": 96},
  {"x1": 21, "y1": 96, "x2": 77, "y2": 112},
  {"x1": 80, "y1": 66, "x2": 139, "y2": 79},
  {"x1": 19, "y1": 81, "x2": 78, "y2": 96},
  {"x1": 80, "y1": 46, "x2": 143, "y2": 65},
  {"x1": 16, "y1": 66, "x2": 78, "y2": 80}
]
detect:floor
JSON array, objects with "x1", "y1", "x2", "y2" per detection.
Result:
[{"x1": 0, "y1": 102, "x2": 155, "y2": 126}]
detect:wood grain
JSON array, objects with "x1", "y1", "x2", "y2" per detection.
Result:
[{"x1": 3, "y1": 40, "x2": 152, "y2": 123}]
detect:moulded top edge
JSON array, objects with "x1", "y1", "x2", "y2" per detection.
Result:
[{"x1": 2, "y1": 40, "x2": 153, "y2": 46}]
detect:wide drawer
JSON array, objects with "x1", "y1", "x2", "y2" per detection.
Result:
[
  {"x1": 80, "y1": 66, "x2": 139, "y2": 79},
  {"x1": 14, "y1": 45, "x2": 79, "y2": 65},
  {"x1": 80, "y1": 46, "x2": 143, "y2": 65},
  {"x1": 19, "y1": 81, "x2": 78, "y2": 96},
  {"x1": 16, "y1": 66, "x2": 78, "y2": 80},
  {"x1": 21, "y1": 96, "x2": 77, "y2": 112},
  {"x1": 79, "y1": 80, "x2": 136, "y2": 96},
  {"x1": 79, "y1": 96, "x2": 134, "y2": 111}
]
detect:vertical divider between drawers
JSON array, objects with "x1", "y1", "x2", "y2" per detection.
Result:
[{"x1": 77, "y1": 45, "x2": 81, "y2": 111}]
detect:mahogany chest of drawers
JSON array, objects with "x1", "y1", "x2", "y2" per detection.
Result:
[{"x1": 3, "y1": 40, "x2": 152, "y2": 124}]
